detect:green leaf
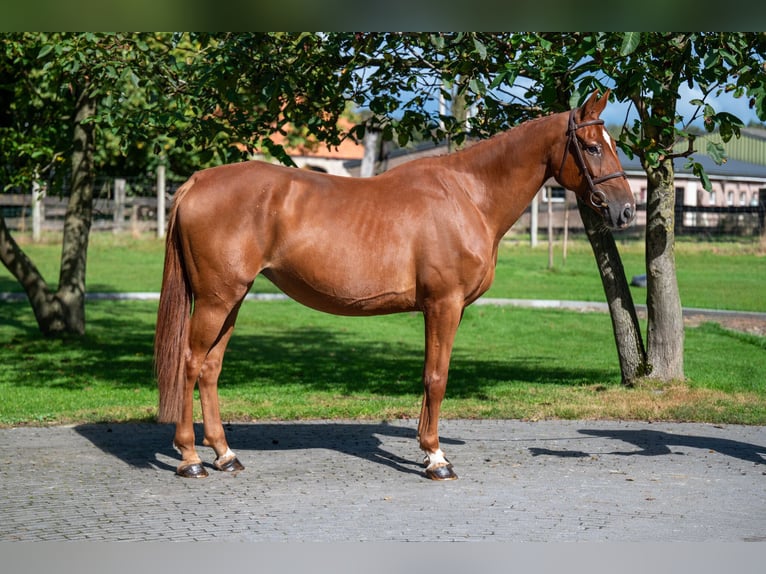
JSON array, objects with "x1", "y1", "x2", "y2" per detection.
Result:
[
  {"x1": 688, "y1": 159, "x2": 712, "y2": 192},
  {"x1": 569, "y1": 89, "x2": 583, "y2": 109},
  {"x1": 620, "y1": 32, "x2": 641, "y2": 56},
  {"x1": 37, "y1": 44, "x2": 54, "y2": 59},
  {"x1": 469, "y1": 78, "x2": 486, "y2": 96},
  {"x1": 755, "y1": 91, "x2": 766, "y2": 122},
  {"x1": 706, "y1": 141, "x2": 726, "y2": 165},
  {"x1": 703, "y1": 50, "x2": 720, "y2": 69},
  {"x1": 397, "y1": 128, "x2": 410, "y2": 147},
  {"x1": 490, "y1": 63, "x2": 517, "y2": 90},
  {"x1": 719, "y1": 49, "x2": 738, "y2": 68},
  {"x1": 473, "y1": 37, "x2": 487, "y2": 60}
]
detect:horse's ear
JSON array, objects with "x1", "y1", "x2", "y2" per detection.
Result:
[{"x1": 581, "y1": 89, "x2": 611, "y2": 119}]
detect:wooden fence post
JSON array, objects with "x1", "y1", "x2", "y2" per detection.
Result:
[
  {"x1": 547, "y1": 188, "x2": 554, "y2": 269},
  {"x1": 157, "y1": 163, "x2": 166, "y2": 239},
  {"x1": 530, "y1": 190, "x2": 539, "y2": 248},
  {"x1": 32, "y1": 180, "x2": 45, "y2": 242},
  {"x1": 360, "y1": 129, "x2": 380, "y2": 178},
  {"x1": 113, "y1": 178, "x2": 126, "y2": 233},
  {"x1": 562, "y1": 191, "x2": 570, "y2": 266}
]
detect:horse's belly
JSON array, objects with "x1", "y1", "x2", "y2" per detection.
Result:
[{"x1": 261, "y1": 268, "x2": 417, "y2": 316}]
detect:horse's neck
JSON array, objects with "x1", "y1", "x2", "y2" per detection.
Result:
[{"x1": 454, "y1": 113, "x2": 563, "y2": 240}]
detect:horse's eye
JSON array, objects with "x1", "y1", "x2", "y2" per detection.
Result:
[{"x1": 584, "y1": 144, "x2": 602, "y2": 155}]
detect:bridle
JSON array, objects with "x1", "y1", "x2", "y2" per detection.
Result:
[{"x1": 558, "y1": 108, "x2": 626, "y2": 210}]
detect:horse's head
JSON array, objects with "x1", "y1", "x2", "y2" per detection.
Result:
[{"x1": 555, "y1": 89, "x2": 636, "y2": 229}]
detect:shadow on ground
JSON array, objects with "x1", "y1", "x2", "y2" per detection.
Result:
[
  {"x1": 529, "y1": 428, "x2": 766, "y2": 465},
  {"x1": 74, "y1": 421, "x2": 465, "y2": 478}
]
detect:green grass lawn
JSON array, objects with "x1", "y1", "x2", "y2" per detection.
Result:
[
  {"x1": 0, "y1": 232, "x2": 764, "y2": 426},
  {"x1": 1, "y1": 298, "x2": 764, "y2": 427},
  {"x1": 4, "y1": 231, "x2": 763, "y2": 310}
]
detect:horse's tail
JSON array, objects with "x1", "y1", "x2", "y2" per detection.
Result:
[{"x1": 154, "y1": 177, "x2": 195, "y2": 423}]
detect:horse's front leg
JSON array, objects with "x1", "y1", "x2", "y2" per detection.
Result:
[{"x1": 418, "y1": 298, "x2": 463, "y2": 480}]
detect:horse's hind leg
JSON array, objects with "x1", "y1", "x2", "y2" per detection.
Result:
[
  {"x1": 198, "y1": 298, "x2": 247, "y2": 473},
  {"x1": 174, "y1": 294, "x2": 247, "y2": 478}
]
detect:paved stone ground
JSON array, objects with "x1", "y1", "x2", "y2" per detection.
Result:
[{"x1": 1, "y1": 419, "x2": 764, "y2": 542}]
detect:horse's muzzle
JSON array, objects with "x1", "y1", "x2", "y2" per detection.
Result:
[
  {"x1": 590, "y1": 189, "x2": 635, "y2": 229},
  {"x1": 607, "y1": 201, "x2": 636, "y2": 229}
]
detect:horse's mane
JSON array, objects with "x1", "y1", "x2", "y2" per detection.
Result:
[{"x1": 415, "y1": 112, "x2": 557, "y2": 164}]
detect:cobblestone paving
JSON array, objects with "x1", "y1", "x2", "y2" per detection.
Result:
[{"x1": 1, "y1": 420, "x2": 764, "y2": 542}]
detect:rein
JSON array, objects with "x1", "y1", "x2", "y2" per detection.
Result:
[{"x1": 558, "y1": 108, "x2": 626, "y2": 209}]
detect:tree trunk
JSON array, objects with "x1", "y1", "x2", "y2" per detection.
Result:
[
  {"x1": 644, "y1": 158, "x2": 685, "y2": 381},
  {"x1": 578, "y1": 200, "x2": 648, "y2": 385},
  {"x1": 56, "y1": 90, "x2": 97, "y2": 336},
  {"x1": 0, "y1": 214, "x2": 63, "y2": 332},
  {"x1": 0, "y1": 90, "x2": 96, "y2": 337}
]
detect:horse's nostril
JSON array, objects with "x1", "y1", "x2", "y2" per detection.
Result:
[{"x1": 623, "y1": 204, "x2": 634, "y2": 223}]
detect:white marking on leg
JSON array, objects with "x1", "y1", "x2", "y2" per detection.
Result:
[
  {"x1": 424, "y1": 448, "x2": 449, "y2": 469},
  {"x1": 215, "y1": 448, "x2": 236, "y2": 465}
]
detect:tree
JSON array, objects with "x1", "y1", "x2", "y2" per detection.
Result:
[
  {"x1": 0, "y1": 33, "x2": 177, "y2": 335},
  {"x1": 167, "y1": 33, "x2": 356, "y2": 167},
  {"x1": 493, "y1": 33, "x2": 651, "y2": 385},
  {"x1": 604, "y1": 32, "x2": 766, "y2": 380}
]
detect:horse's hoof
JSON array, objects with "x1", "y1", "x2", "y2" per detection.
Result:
[
  {"x1": 426, "y1": 464, "x2": 458, "y2": 481},
  {"x1": 176, "y1": 462, "x2": 209, "y2": 478},
  {"x1": 214, "y1": 457, "x2": 245, "y2": 473}
]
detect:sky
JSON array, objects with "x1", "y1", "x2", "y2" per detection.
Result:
[{"x1": 600, "y1": 85, "x2": 764, "y2": 129}]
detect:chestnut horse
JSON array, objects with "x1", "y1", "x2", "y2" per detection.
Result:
[{"x1": 154, "y1": 90, "x2": 635, "y2": 480}]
